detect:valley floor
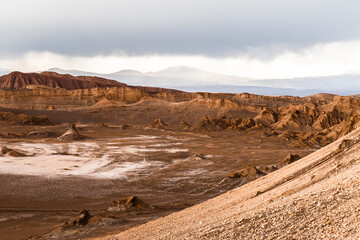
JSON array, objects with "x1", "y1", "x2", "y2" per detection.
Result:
[
  {"x1": 97, "y1": 128, "x2": 360, "y2": 240},
  {"x1": 0, "y1": 125, "x2": 312, "y2": 239}
]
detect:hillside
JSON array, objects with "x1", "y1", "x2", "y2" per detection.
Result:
[{"x1": 94, "y1": 127, "x2": 360, "y2": 239}]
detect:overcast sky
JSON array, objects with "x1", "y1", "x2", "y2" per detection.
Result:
[{"x1": 1, "y1": 0, "x2": 360, "y2": 79}]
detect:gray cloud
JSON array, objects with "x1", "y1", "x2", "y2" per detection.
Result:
[{"x1": 1, "y1": 0, "x2": 360, "y2": 57}]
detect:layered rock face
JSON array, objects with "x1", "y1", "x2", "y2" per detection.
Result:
[
  {"x1": 0, "y1": 72, "x2": 303, "y2": 110},
  {"x1": 0, "y1": 71, "x2": 127, "y2": 90},
  {"x1": 0, "y1": 71, "x2": 188, "y2": 109}
]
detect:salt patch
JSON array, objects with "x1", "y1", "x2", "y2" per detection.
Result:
[{"x1": 0, "y1": 137, "x2": 188, "y2": 179}]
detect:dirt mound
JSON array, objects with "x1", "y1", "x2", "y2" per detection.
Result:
[
  {"x1": 58, "y1": 124, "x2": 87, "y2": 140},
  {"x1": 0, "y1": 112, "x2": 51, "y2": 125},
  {"x1": 149, "y1": 118, "x2": 167, "y2": 129},
  {"x1": 228, "y1": 165, "x2": 266, "y2": 180},
  {"x1": 108, "y1": 196, "x2": 151, "y2": 211}
]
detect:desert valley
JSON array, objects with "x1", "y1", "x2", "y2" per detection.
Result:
[{"x1": 0, "y1": 71, "x2": 360, "y2": 239}]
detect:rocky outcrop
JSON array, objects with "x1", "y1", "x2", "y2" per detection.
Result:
[
  {"x1": 279, "y1": 153, "x2": 301, "y2": 166},
  {"x1": 228, "y1": 165, "x2": 266, "y2": 180},
  {"x1": 108, "y1": 196, "x2": 151, "y2": 211},
  {"x1": 254, "y1": 108, "x2": 278, "y2": 126},
  {"x1": 191, "y1": 115, "x2": 227, "y2": 132},
  {"x1": 237, "y1": 117, "x2": 256, "y2": 130},
  {"x1": 62, "y1": 209, "x2": 101, "y2": 229}
]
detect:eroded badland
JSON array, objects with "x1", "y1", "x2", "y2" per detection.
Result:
[{"x1": 1, "y1": 71, "x2": 360, "y2": 239}]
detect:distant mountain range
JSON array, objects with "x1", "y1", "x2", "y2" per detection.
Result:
[
  {"x1": 47, "y1": 66, "x2": 360, "y2": 96},
  {"x1": 1, "y1": 66, "x2": 359, "y2": 96}
]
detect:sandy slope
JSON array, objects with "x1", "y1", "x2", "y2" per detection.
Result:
[{"x1": 93, "y1": 128, "x2": 360, "y2": 239}]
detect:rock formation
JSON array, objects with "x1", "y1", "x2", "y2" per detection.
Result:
[
  {"x1": 279, "y1": 153, "x2": 301, "y2": 166},
  {"x1": 149, "y1": 118, "x2": 167, "y2": 129},
  {"x1": 108, "y1": 196, "x2": 151, "y2": 211},
  {"x1": 62, "y1": 209, "x2": 101, "y2": 229},
  {"x1": 228, "y1": 165, "x2": 266, "y2": 180},
  {"x1": 1, "y1": 146, "x2": 27, "y2": 157},
  {"x1": 58, "y1": 124, "x2": 87, "y2": 140}
]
